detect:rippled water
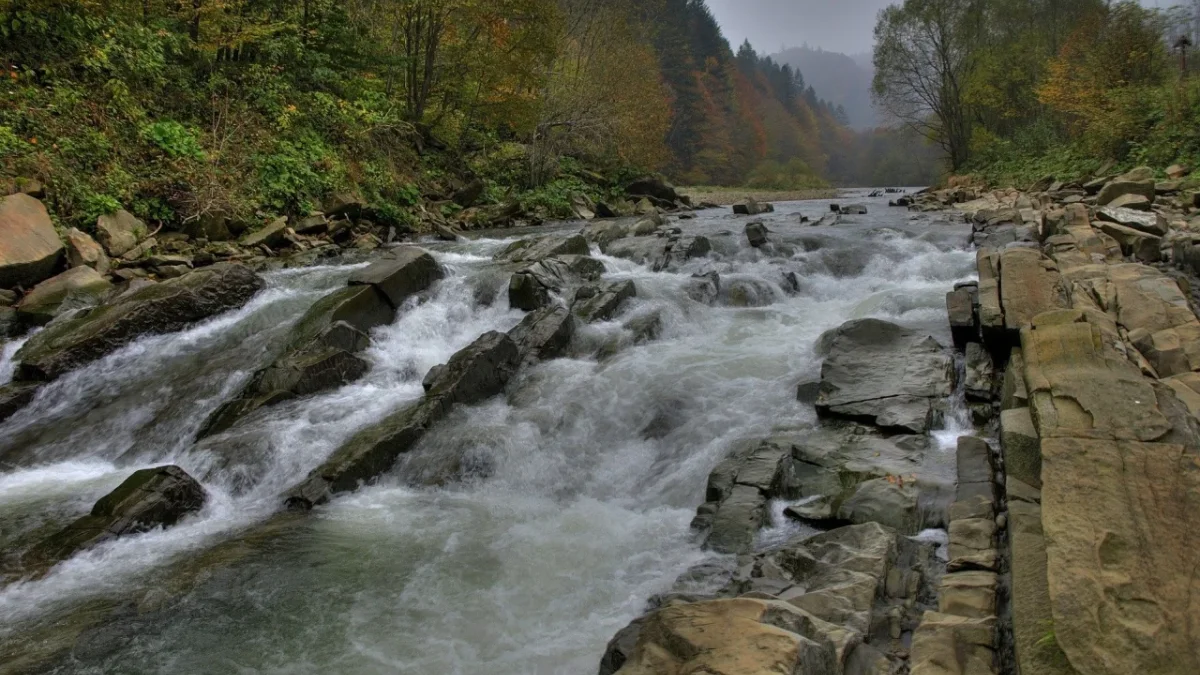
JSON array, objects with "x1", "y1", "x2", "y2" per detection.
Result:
[{"x1": 0, "y1": 190, "x2": 975, "y2": 674}]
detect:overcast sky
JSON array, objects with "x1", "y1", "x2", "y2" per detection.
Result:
[
  {"x1": 704, "y1": 0, "x2": 897, "y2": 57},
  {"x1": 705, "y1": 0, "x2": 1168, "y2": 57}
]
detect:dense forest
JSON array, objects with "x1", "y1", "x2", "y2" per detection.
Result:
[
  {"x1": 0, "y1": 0, "x2": 932, "y2": 232},
  {"x1": 874, "y1": 0, "x2": 1200, "y2": 184}
]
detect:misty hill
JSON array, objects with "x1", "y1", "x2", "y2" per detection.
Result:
[{"x1": 774, "y1": 46, "x2": 878, "y2": 130}]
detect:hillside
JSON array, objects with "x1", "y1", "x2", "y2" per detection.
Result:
[{"x1": 773, "y1": 46, "x2": 878, "y2": 130}]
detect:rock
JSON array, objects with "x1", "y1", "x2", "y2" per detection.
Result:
[
  {"x1": 946, "y1": 287, "x2": 978, "y2": 348},
  {"x1": 605, "y1": 235, "x2": 710, "y2": 272},
  {"x1": 1167, "y1": 164, "x2": 1189, "y2": 179},
  {"x1": 494, "y1": 234, "x2": 590, "y2": 263},
  {"x1": 294, "y1": 214, "x2": 328, "y2": 235},
  {"x1": 240, "y1": 217, "x2": 289, "y2": 248},
  {"x1": 606, "y1": 598, "x2": 839, "y2": 675},
  {"x1": 507, "y1": 305, "x2": 576, "y2": 364},
  {"x1": 838, "y1": 477, "x2": 920, "y2": 533},
  {"x1": 795, "y1": 380, "x2": 821, "y2": 404},
  {"x1": 434, "y1": 223, "x2": 464, "y2": 241},
  {"x1": 998, "y1": 248, "x2": 1069, "y2": 337},
  {"x1": 95, "y1": 209, "x2": 147, "y2": 258},
  {"x1": 939, "y1": 571, "x2": 999, "y2": 619},
  {"x1": 183, "y1": 212, "x2": 233, "y2": 242},
  {"x1": 964, "y1": 343, "x2": 994, "y2": 402},
  {"x1": 0, "y1": 381, "x2": 41, "y2": 424},
  {"x1": 15, "y1": 266, "x2": 113, "y2": 325},
  {"x1": 569, "y1": 193, "x2": 596, "y2": 220},
  {"x1": 732, "y1": 198, "x2": 774, "y2": 216},
  {"x1": 1096, "y1": 205, "x2": 1168, "y2": 236},
  {"x1": 323, "y1": 193, "x2": 366, "y2": 219},
  {"x1": 508, "y1": 255, "x2": 605, "y2": 311},
  {"x1": 452, "y1": 179, "x2": 485, "y2": 207},
  {"x1": 27, "y1": 466, "x2": 206, "y2": 566},
  {"x1": 745, "y1": 221, "x2": 768, "y2": 248},
  {"x1": 1095, "y1": 221, "x2": 1162, "y2": 262},
  {"x1": 957, "y1": 436, "x2": 995, "y2": 505},
  {"x1": 119, "y1": 236, "x2": 158, "y2": 262},
  {"x1": 573, "y1": 280, "x2": 637, "y2": 323},
  {"x1": 1106, "y1": 193, "x2": 1151, "y2": 211},
  {"x1": 64, "y1": 228, "x2": 110, "y2": 275},
  {"x1": 686, "y1": 271, "x2": 721, "y2": 305},
  {"x1": 624, "y1": 175, "x2": 679, "y2": 203},
  {"x1": 285, "y1": 331, "x2": 520, "y2": 509},
  {"x1": 0, "y1": 194, "x2": 65, "y2": 289},
  {"x1": 840, "y1": 204, "x2": 868, "y2": 215},
  {"x1": 909, "y1": 611, "x2": 997, "y2": 675},
  {"x1": 347, "y1": 247, "x2": 443, "y2": 309},
  {"x1": 815, "y1": 319, "x2": 954, "y2": 433},
  {"x1": 1006, "y1": 492, "x2": 1076, "y2": 675},
  {"x1": 1096, "y1": 179, "x2": 1155, "y2": 207},
  {"x1": 1001, "y1": 407, "x2": 1041, "y2": 488},
  {"x1": 15, "y1": 264, "x2": 264, "y2": 382},
  {"x1": 1118, "y1": 166, "x2": 1155, "y2": 182}
]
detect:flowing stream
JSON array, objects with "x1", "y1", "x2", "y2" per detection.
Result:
[{"x1": 0, "y1": 190, "x2": 975, "y2": 674}]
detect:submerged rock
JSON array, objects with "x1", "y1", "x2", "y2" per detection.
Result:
[
  {"x1": 508, "y1": 255, "x2": 605, "y2": 312},
  {"x1": 573, "y1": 280, "x2": 637, "y2": 323},
  {"x1": 15, "y1": 263, "x2": 265, "y2": 382}
]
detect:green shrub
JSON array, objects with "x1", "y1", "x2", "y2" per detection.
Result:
[
  {"x1": 141, "y1": 121, "x2": 205, "y2": 160},
  {"x1": 0, "y1": 125, "x2": 25, "y2": 158}
]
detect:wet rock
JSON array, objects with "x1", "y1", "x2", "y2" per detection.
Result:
[
  {"x1": 815, "y1": 319, "x2": 954, "y2": 433},
  {"x1": 15, "y1": 263, "x2": 265, "y2": 382},
  {"x1": 795, "y1": 380, "x2": 821, "y2": 404},
  {"x1": 0, "y1": 381, "x2": 40, "y2": 424},
  {"x1": 495, "y1": 235, "x2": 590, "y2": 264},
  {"x1": 838, "y1": 477, "x2": 920, "y2": 534},
  {"x1": 722, "y1": 277, "x2": 779, "y2": 307},
  {"x1": 15, "y1": 266, "x2": 113, "y2": 326},
  {"x1": 0, "y1": 194, "x2": 64, "y2": 289},
  {"x1": 964, "y1": 343, "x2": 994, "y2": 402},
  {"x1": 95, "y1": 209, "x2": 148, "y2": 258},
  {"x1": 509, "y1": 255, "x2": 605, "y2": 311},
  {"x1": 686, "y1": 271, "x2": 721, "y2": 304},
  {"x1": 745, "y1": 221, "x2": 768, "y2": 248},
  {"x1": 732, "y1": 198, "x2": 774, "y2": 216},
  {"x1": 64, "y1": 228, "x2": 110, "y2": 275},
  {"x1": 347, "y1": 247, "x2": 443, "y2": 309},
  {"x1": 285, "y1": 331, "x2": 520, "y2": 509},
  {"x1": 198, "y1": 283, "x2": 397, "y2": 437},
  {"x1": 946, "y1": 286, "x2": 978, "y2": 348},
  {"x1": 27, "y1": 466, "x2": 206, "y2": 566},
  {"x1": 840, "y1": 204, "x2": 868, "y2": 215},
  {"x1": 573, "y1": 280, "x2": 637, "y2": 323},
  {"x1": 507, "y1": 305, "x2": 576, "y2": 364}
]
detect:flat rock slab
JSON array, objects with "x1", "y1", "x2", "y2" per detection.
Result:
[
  {"x1": 347, "y1": 247, "x2": 443, "y2": 308},
  {"x1": 815, "y1": 318, "x2": 954, "y2": 433},
  {"x1": 494, "y1": 234, "x2": 589, "y2": 263}
]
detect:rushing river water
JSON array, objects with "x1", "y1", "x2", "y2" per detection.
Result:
[{"x1": 0, "y1": 190, "x2": 975, "y2": 674}]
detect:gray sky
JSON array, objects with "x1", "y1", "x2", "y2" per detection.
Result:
[
  {"x1": 704, "y1": 0, "x2": 897, "y2": 56},
  {"x1": 705, "y1": 0, "x2": 1167, "y2": 57}
]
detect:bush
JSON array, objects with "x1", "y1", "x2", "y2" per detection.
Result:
[{"x1": 142, "y1": 121, "x2": 205, "y2": 160}]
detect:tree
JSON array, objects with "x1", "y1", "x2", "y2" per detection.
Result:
[{"x1": 872, "y1": 0, "x2": 982, "y2": 170}]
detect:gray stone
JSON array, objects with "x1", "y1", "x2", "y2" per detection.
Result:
[
  {"x1": 348, "y1": 247, "x2": 443, "y2": 309},
  {"x1": 745, "y1": 221, "x2": 768, "y2": 248},
  {"x1": 507, "y1": 305, "x2": 576, "y2": 364},
  {"x1": 573, "y1": 280, "x2": 636, "y2": 323}
]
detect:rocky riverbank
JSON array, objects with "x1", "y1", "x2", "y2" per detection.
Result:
[{"x1": 594, "y1": 167, "x2": 1200, "y2": 675}]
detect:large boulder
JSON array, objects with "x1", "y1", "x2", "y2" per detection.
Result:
[
  {"x1": 64, "y1": 228, "x2": 110, "y2": 275},
  {"x1": 347, "y1": 246, "x2": 443, "y2": 309},
  {"x1": 15, "y1": 263, "x2": 264, "y2": 382},
  {"x1": 1095, "y1": 221, "x2": 1162, "y2": 263},
  {"x1": 1096, "y1": 179, "x2": 1155, "y2": 207},
  {"x1": 0, "y1": 194, "x2": 64, "y2": 289},
  {"x1": 15, "y1": 266, "x2": 113, "y2": 325},
  {"x1": 507, "y1": 305, "x2": 576, "y2": 364},
  {"x1": 745, "y1": 221, "x2": 769, "y2": 248},
  {"x1": 95, "y1": 209, "x2": 148, "y2": 258},
  {"x1": 624, "y1": 176, "x2": 679, "y2": 204},
  {"x1": 998, "y1": 248, "x2": 1070, "y2": 336},
  {"x1": 732, "y1": 198, "x2": 774, "y2": 216},
  {"x1": 508, "y1": 255, "x2": 605, "y2": 311},
  {"x1": 573, "y1": 280, "x2": 636, "y2": 323},
  {"x1": 285, "y1": 331, "x2": 520, "y2": 509},
  {"x1": 27, "y1": 466, "x2": 206, "y2": 566},
  {"x1": 240, "y1": 217, "x2": 289, "y2": 249},
  {"x1": 1096, "y1": 206, "x2": 1168, "y2": 237},
  {"x1": 815, "y1": 319, "x2": 954, "y2": 433}
]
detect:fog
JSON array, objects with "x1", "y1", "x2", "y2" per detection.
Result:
[{"x1": 704, "y1": 0, "x2": 896, "y2": 56}]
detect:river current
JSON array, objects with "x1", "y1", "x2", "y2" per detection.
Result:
[{"x1": 0, "y1": 190, "x2": 974, "y2": 674}]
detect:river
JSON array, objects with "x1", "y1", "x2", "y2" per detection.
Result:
[{"x1": 0, "y1": 189, "x2": 975, "y2": 674}]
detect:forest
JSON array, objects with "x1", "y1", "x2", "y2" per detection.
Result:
[
  {"x1": 0, "y1": 0, "x2": 931, "y2": 231},
  {"x1": 874, "y1": 0, "x2": 1200, "y2": 184}
]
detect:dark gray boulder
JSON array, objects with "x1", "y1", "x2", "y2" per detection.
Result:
[
  {"x1": 14, "y1": 264, "x2": 264, "y2": 383},
  {"x1": 573, "y1": 280, "x2": 637, "y2": 323},
  {"x1": 508, "y1": 255, "x2": 605, "y2": 311},
  {"x1": 745, "y1": 221, "x2": 769, "y2": 248},
  {"x1": 815, "y1": 319, "x2": 954, "y2": 433},
  {"x1": 347, "y1": 247, "x2": 443, "y2": 308},
  {"x1": 625, "y1": 176, "x2": 680, "y2": 203},
  {"x1": 507, "y1": 305, "x2": 576, "y2": 364},
  {"x1": 285, "y1": 331, "x2": 520, "y2": 509},
  {"x1": 27, "y1": 466, "x2": 206, "y2": 566},
  {"x1": 494, "y1": 235, "x2": 590, "y2": 264}
]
